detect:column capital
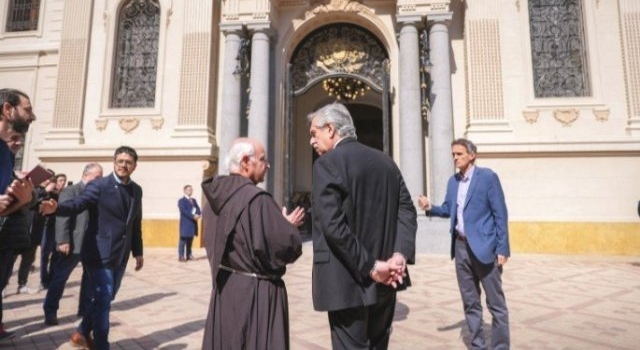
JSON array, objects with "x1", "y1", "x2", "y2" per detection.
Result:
[
  {"x1": 220, "y1": 23, "x2": 244, "y2": 35},
  {"x1": 247, "y1": 22, "x2": 276, "y2": 38},
  {"x1": 426, "y1": 11, "x2": 453, "y2": 24},
  {"x1": 397, "y1": 14, "x2": 423, "y2": 26}
]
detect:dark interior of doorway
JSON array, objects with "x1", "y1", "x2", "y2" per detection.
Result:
[
  {"x1": 311, "y1": 103, "x2": 384, "y2": 164},
  {"x1": 348, "y1": 104, "x2": 383, "y2": 151},
  {"x1": 302, "y1": 104, "x2": 384, "y2": 239}
]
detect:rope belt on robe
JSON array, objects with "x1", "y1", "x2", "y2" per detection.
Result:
[{"x1": 218, "y1": 264, "x2": 281, "y2": 281}]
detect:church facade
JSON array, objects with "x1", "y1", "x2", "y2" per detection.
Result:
[{"x1": 1, "y1": 0, "x2": 639, "y2": 254}]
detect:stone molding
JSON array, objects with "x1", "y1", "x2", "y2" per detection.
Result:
[{"x1": 553, "y1": 109, "x2": 579, "y2": 126}]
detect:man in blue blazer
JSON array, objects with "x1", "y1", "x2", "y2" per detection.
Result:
[
  {"x1": 418, "y1": 138, "x2": 510, "y2": 350},
  {"x1": 177, "y1": 184, "x2": 201, "y2": 261},
  {"x1": 41, "y1": 146, "x2": 144, "y2": 350}
]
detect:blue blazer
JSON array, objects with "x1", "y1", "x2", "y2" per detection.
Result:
[
  {"x1": 56, "y1": 173, "x2": 143, "y2": 269},
  {"x1": 428, "y1": 166, "x2": 509, "y2": 264},
  {"x1": 178, "y1": 196, "x2": 201, "y2": 238}
]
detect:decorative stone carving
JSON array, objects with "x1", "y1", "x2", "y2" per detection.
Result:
[
  {"x1": 553, "y1": 109, "x2": 579, "y2": 126},
  {"x1": 150, "y1": 117, "x2": 164, "y2": 130},
  {"x1": 593, "y1": 109, "x2": 609, "y2": 122},
  {"x1": 523, "y1": 110, "x2": 539, "y2": 124},
  {"x1": 95, "y1": 118, "x2": 108, "y2": 131},
  {"x1": 119, "y1": 118, "x2": 140, "y2": 133},
  {"x1": 305, "y1": 0, "x2": 370, "y2": 19},
  {"x1": 290, "y1": 23, "x2": 387, "y2": 94}
]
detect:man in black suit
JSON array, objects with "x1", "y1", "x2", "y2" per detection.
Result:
[
  {"x1": 41, "y1": 146, "x2": 143, "y2": 350},
  {"x1": 307, "y1": 103, "x2": 417, "y2": 350}
]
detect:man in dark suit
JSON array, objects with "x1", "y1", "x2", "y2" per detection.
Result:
[
  {"x1": 42, "y1": 162, "x2": 103, "y2": 326},
  {"x1": 418, "y1": 138, "x2": 510, "y2": 350},
  {"x1": 177, "y1": 184, "x2": 201, "y2": 261},
  {"x1": 41, "y1": 146, "x2": 144, "y2": 350},
  {"x1": 1, "y1": 88, "x2": 37, "y2": 340},
  {"x1": 307, "y1": 103, "x2": 417, "y2": 350}
]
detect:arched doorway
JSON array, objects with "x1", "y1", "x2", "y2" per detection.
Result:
[{"x1": 285, "y1": 23, "x2": 390, "y2": 212}]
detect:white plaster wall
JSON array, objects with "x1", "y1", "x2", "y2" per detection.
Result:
[
  {"x1": 0, "y1": 0, "x2": 64, "y2": 169},
  {"x1": 482, "y1": 155, "x2": 640, "y2": 222},
  {"x1": 36, "y1": 158, "x2": 209, "y2": 220}
]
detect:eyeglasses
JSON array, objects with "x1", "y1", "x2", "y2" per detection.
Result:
[{"x1": 115, "y1": 159, "x2": 135, "y2": 166}]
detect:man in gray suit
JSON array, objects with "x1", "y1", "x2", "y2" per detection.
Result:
[
  {"x1": 42, "y1": 163, "x2": 103, "y2": 326},
  {"x1": 308, "y1": 103, "x2": 417, "y2": 350}
]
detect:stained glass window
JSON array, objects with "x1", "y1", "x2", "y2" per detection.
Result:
[
  {"x1": 5, "y1": 0, "x2": 40, "y2": 32},
  {"x1": 529, "y1": 0, "x2": 590, "y2": 98},
  {"x1": 111, "y1": 0, "x2": 160, "y2": 108}
]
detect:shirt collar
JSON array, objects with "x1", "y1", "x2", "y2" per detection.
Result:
[
  {"x1": 112, "y1": 172, "x2": 130, "y2": 186},
  {"x1": 458, "y1": 165, "x2": 475, "y2": 182}
]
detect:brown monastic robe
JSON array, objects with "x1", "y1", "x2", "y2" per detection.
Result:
[{"x1": 201, "y1": 174, "x2": 302, "y2": 350}]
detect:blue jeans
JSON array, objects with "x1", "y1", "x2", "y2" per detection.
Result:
[
  {"x1": 42, "y1": 252, "x2": 92, "y2": 318},
  {"x1": 78, "y1": 264, "x2": 126, "y2": 350}
]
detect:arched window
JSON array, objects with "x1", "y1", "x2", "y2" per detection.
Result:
[
  {"x1": 528, "y1": 0, "x2": 590, "y2": 98},
  {"x1": 111, "y1": 0, "x2": 160, "y2": 108},
  {"x1": 5, "y1": 0, "x2": 40, "y2": 32}
]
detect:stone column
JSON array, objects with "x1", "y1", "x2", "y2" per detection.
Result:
[
  {"x1": 247, "y1": 28, "x2": 270, "y2": 156},
  {"x1": 218, "y1": 26, "x2": 243, "y2": 175},
  {"x1": 428, "y1": 14, "x2": 455, "y2": 203},
  {"x1": 397, "y1": 18, "x2": 424, "y2": 198}
]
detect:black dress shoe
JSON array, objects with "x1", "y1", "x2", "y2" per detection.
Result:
[{"x1": 44, "y1": 315, "x2": 59, "y2": 326}]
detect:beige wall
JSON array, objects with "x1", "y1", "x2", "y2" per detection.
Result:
[{"x1": 2, "y1": 0, "x2": 638, "y2": 252}]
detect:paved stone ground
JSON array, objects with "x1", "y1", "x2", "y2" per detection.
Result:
[{"x1": 1, "y1": 243, "x2": 639, "y2": 349}]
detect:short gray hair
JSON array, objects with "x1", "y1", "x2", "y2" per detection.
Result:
[
  {"x1": 225, "y1": 140, "x2": 255, "y2": 173},
  {"x1": 451, "y1": 138, "x2": 478, "y2": 155},
  {"x1": 82, "y1": 163, "x2": 102, "y2": 177},
  {"x1": 307, "y1": 103, "x2": 357, "y2": 139}
]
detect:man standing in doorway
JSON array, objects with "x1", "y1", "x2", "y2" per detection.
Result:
[
  {"x1": 307, "y1": 103, "x2": 417, "y2": 350},
  {"x1": 418, "y1": 138, "x2": 510, "y2": 350}
]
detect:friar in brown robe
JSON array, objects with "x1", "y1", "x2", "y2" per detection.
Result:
[{"x1": 201, "y1": 138, "x2": 303, "y2": 350}]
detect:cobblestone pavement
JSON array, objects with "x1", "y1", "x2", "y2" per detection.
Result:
[{"x1": 1, "y1": 243, "x2": 639, "y2": 349}]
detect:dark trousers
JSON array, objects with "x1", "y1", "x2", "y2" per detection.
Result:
[
  {"x1": 178, "y1": 236, "x2": 194, "y2": 258},
  {"x1": 16, "y1": 243, "x2": 38, "y2": 286},
  {"x1": 455, "y1": 239, "x2": 510, "y2": 350},
  {"x1": 328, "y1": 287, "x2": 396, "y2": 350},
  {"x1": 40, "y1": 229, "x2": 56, "y2": 287},
  {"x1": 43, "y1": 251, "x2": 92, "y2": 318},
  {"x1": 0, "y1": 250, "x2": 16, "y2": 324},
  {"x1": 79, "y1": 264, "x2": 126, "y2": 350}
]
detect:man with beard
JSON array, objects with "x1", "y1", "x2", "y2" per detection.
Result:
[
  {"x1": 41, "y1": 146, "x2": 143, "y2": 349},
  {"x1": 0, "y1": 88, "x2": 37, "y2": 340}
]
